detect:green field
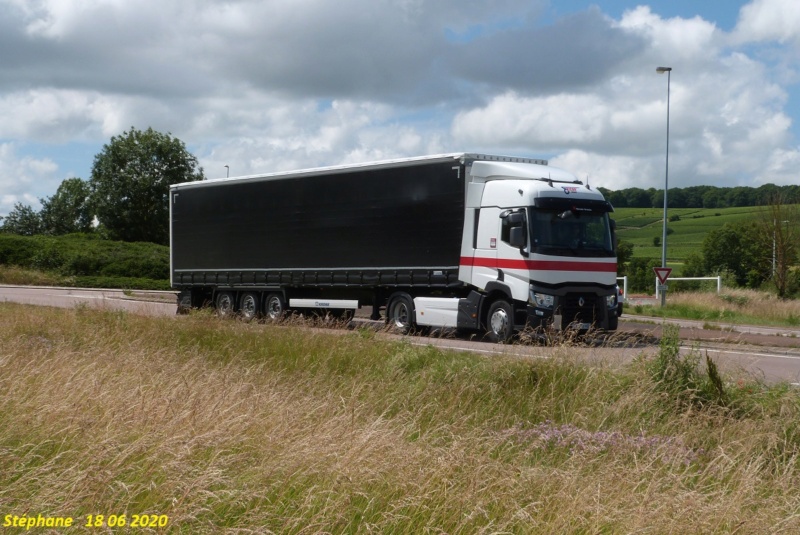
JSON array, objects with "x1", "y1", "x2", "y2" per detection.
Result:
[{"x1": 613, "y1": 206, "x2": 765, "y2": 267}]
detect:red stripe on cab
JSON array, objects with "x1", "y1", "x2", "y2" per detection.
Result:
[{"x1": 461, "y1": 256, "x2": 617, "y2": 273}]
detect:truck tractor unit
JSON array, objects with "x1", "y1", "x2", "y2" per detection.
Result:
[{"x1": 170, "y1": 153, "x2": 619, "y2": 341}]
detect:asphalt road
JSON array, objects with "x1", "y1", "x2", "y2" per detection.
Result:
[{"x1": 2, "y1": 284, "x2": 799, "y2": 384}]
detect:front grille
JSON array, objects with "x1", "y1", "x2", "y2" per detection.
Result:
[{"x1": 559, "y1": 293, "x2": 601, "y2": 326}]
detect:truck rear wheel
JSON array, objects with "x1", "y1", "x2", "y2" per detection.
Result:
[
  {"x1": 215, "y1": 291, "x2": 236, "y2": 318},
  {"x1": 265, "y1": 293, "x2": 286, "y2": 322},
  {"x1": 239, "y1": 292, "x2": 260, "y2": 322},
  {"x1": 487, "y1": 299, "x2": 514, "y2": 343},
  {"x1": 387, "y1": 294, "x2": 414, "y2": 334}
]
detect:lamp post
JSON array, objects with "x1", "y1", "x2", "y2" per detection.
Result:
[
  {"x1": 657, "y1": 66, "x2": 672, "y2": 307},
  {"x1": 224, "y1": 165, "x2": 229, "y2": 178}
]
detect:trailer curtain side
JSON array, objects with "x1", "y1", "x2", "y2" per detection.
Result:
[{"x1": 171, "y1": 160, "x2": 466, "y2": 275}]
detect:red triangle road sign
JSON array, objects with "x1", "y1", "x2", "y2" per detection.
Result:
[{"x1": 653, "y1": 267, "x2": 672, "y2": 285}]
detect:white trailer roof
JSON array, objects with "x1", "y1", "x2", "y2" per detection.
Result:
[{"x1": 170, "y1": 153, "x2": 550, "y2": 191}]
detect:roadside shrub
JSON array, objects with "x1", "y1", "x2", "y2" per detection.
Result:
[
  {"x1": 0, "y1": 234, "x2": 39, "y2": 265},
  {"x1": 0, "y1": 233, "x2": 169, "y2": 284}
]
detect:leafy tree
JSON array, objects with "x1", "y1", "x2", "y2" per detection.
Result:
[
  {"x1": 40, "y1": 177, "x2": 93, "y2": 235},
  {"x1": 701, "y1": 189, "x2": 723, "y2": 208},
  {"x1": 89, "y1": 127, "x2": 204, "y2": 245},
  {"x1": 615, "y1": 240, "x2": 634, "y2": 275},
  {"x1": 628, "y1": 257, "x2": 662, "y2": 294},
  {"x1": 625, "y1": 188, "x2": 652, "y2": 208},
  {"x1": 681, "y1": 252, "x2": 705, "y2": 278},
  {"x1": 757, "y1": 193, "x2": 799, "y2": 298},
  {"x1": 702, "y1": 222, "x2": 769, "y2": 288},
  {"x1": 0, "y1": 203, "x2": 43, "y2": 235}
]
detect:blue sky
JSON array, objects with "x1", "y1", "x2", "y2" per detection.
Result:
[{"x1": 1, "y1": 0, "x2": 799, "y2": 217}]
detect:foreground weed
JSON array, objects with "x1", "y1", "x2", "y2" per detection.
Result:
[{"x1": 649, "y1": 323, "x2": 730, "y2": 411}]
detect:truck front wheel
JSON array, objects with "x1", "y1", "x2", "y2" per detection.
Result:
[
  {"x1": 486, "y1": 300, "x2": 514, "y2": 343},
  {"x1": 265, "y1": 293, "x2": 286, "y2": 322}
]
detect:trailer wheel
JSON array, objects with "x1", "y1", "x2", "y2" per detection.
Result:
[
  {"x1": 239, "y1": 292, "x2": 260, "y2": 322},
  {"x1": 215, "y1": 291, "x2": 236, "y2": 318},
  {"x1": 387, "y1": 294, "x2": 414, "y2": 334},
  {"x1": 265, "y1": 293, "x2": 287, "y2": 322},
  {"x1": 486, "y1": 300, "x2": 514, "y2": 343}
]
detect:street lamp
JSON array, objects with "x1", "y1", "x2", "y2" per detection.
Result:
[
  {"x1": 657, "y1": 66, "x2": 672, "y2": 306},
  {"x1": 224, "y1": 165, "x2": 229, "y2": 178}
]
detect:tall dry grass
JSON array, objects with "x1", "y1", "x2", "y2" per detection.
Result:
[
  {"x1": 638, "y1": 288, "x2": 800, "y2": 327},
  {"x1": 2, "y1": 302, "x2": 800, "y2": 533}
]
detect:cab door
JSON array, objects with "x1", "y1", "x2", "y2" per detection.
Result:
[{"x1": 469, "y1": 207, "x2": 500, "y2": 290}]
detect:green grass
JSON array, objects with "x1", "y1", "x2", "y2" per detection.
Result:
[
  {"x1": 3, "y1": 303, "x2": 800, "y2": 532},
  {"x1": 613, "y1": 205, "x2": 769, "y2": 264}
]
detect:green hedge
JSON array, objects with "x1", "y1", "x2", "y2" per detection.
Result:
[{"x1": 0, "y1": 233, "x2": 170, "y2": 285}]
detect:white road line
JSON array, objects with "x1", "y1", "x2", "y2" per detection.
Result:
[{"x1": 688, "y1": 346, "x2": 800, "y2": 361}]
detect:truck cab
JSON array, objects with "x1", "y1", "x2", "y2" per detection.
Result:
[{"x1": 456, "y1": 159, "x2": 618, "y2": 339}]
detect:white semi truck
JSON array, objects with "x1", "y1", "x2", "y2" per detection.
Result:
[{"x1": 170, "y1": 153, "x2": 619, "y2": 341}]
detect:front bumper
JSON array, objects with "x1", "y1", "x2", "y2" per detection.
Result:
[{"x1": 527, "y1": 284, "x2": 618, "y2": 331}]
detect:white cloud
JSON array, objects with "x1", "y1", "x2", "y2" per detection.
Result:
[
  {"x1": 733, "y1": 0, "x2": 800, "y2": 45},
  {"x1": 0, "y1": 0, "x2": 799, "y2": 216},
  {"x1": 0, "y1": 142, "x2": 58, "y2": 215}
]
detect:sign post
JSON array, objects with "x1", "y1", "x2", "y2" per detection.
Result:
[{"x1": 653, "y1": 267, "x2": 672, "y2": 307}]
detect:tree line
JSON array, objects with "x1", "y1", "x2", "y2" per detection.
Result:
[
  {"x1": 598, "y1": 184, "x2": 800, "y2": 209},
  {"x1": 0, "y1": 127, "x2": 204, "y2": 245}
]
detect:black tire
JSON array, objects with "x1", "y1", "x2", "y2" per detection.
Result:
[
  {"x1": 486, "y1": 299, "x2": 514, "y2": 343},
  {"x1": 387, "y1": 294, "x2": 415, "y2": 334},
  {"x1": 239, "y1": 292, "x2": 261, "y2": 322},
  {"x1": 265, "y1": 293, "x2": 287, "y2": 322},
  {"x1": 215, "y1": 291, "x2": 236, "y2": 319}
]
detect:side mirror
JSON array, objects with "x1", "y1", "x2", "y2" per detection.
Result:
[
  {"x1": 507, "y1": 212, "x2": 525, "y2": 225},
  {"x1": 509, "y1": 226, "x2": 526, "y2": 248}
]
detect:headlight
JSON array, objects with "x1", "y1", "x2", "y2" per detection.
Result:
[
  {"x1": 606, "y1": 293, "x2": 618, "y2": 309},
  {"x1": 533, "y1": 292, "x2": 555, "y2": 309}
]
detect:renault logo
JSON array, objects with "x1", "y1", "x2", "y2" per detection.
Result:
[{"x1": 578, "y1": 297, "x2": 585, "y2": 307}]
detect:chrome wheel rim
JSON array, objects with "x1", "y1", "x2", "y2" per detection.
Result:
[
  {"x1": 391, "y1": 301, "x2": 410, "y2": 329},
  {"x1": 267, "y1": 297, "x2": 283, "y2": 320},
  {"x1": 217, "y1": 294, "x2": 233, "y2": 316},
  {"x1": 241, "y1": 295, "x2": 257, "y2": 319},
  {"x1": 490, "y1": 308, "x2": 509, "y2": 337}
]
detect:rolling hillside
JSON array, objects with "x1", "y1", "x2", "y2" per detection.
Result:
[{"x1": 612, "y1": 205, "x2": 766, "y2": 269}]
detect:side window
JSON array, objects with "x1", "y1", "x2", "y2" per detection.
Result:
[{"x1": 472, "y1": 209, "x2": 480, "y2": 249}]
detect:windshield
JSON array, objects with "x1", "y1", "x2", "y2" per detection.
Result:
[{"x1": 529, "y1": 205, "x2": 614, "y2": 257}]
